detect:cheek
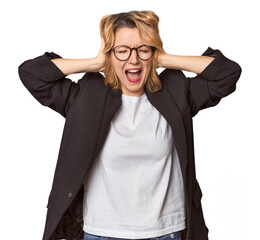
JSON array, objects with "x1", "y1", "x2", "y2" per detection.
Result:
[
  {"x1": 111, "y1": 58, "x2": 124, "y2": 77},
  {"x1": 143, "y1": 61, "x2": 153, "y2": 76}
]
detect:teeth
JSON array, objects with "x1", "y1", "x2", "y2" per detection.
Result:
[{"x1": 127, "y1": 69, "x2": 140, "y2": 73}]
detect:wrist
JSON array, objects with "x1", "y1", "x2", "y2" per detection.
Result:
[
  {"x1": 157, "y1": 53, "x2": 169, "y2": 68},
  {"x1": 86, "y1": 57, "x2": 104, "y2": 72},
  {"x1": 94, "y1": 55, "x2": 106, "y2": 72}
]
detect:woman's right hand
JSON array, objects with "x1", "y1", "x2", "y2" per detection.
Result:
[
  {"x1": 49, "y1": 38, "x2": 107, "y2": 75},
  {"x1": 95, "y1": 38, "x2": 106, "y2": 72}
]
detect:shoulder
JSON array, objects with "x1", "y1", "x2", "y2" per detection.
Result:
[
  {"x1": 159, "y1": 68, "x2": 189, "y2": 93},
  {"x1": 71, "y1": 72, "x2": 107, "y2": 103},
  {"x1": 79, "y1": 72, "x2": 106, "y2": 90},
  {"x1": 81, "y1": 72, "x2": 105, "y2": 83},
  {"x1": 157, "y1": 69, "x2": 191, "y2": 113}
]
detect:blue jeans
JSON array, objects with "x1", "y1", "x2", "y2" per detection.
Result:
[{"x1": 83, "y1": 230, "x2": 185, "y2": 240}]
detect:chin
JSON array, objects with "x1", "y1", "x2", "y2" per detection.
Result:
[{"x1": 123, "y1": 84, "x2": 146, "y2": 96}]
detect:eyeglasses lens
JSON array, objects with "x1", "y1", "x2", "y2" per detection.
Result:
[{"x1": 114, "y1": 45, "x2": 153, "y2": 60}]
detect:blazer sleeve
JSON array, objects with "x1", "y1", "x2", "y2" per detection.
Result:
[
  {"x1": 18, "y1": 52, "x2": 80, "y2": 118},
  {"x1": 185, "y1": 47, "x2": 242, "y2": 116}
]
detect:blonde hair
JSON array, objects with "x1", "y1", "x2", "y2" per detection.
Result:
[{"x1": 99, "y1": 10, "x2": 165, "y2": 93}]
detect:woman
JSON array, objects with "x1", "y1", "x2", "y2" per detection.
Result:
[{"x1": 18, "y1": 10, "x2": 242, "y2": 240}]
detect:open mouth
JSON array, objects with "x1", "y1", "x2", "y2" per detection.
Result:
[{"x1": 125, "y1": 69, "x2": 142, "y2": 83}]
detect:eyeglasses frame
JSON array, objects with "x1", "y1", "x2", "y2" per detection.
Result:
[{"x1": 110, "y1": 45, "x2": 156, "y2": 61}]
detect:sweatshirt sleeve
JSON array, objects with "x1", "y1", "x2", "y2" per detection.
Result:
[
  {"x1": 186, "y1": 47, "x2": 242, "y2": 116},
  {"x1": 18, "y1": 52, "x2": 80, "y2": 118}
]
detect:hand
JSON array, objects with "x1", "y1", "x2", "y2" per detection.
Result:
[
  {"x1": 95, "y1": 38, "x2": 106, "y2": 72},
  {"x1": 155, "y1": 51, "x2": 167, "y2": 69},
  {"x1": 156, "y1": 51, "x2": 215, "y2": 74}
]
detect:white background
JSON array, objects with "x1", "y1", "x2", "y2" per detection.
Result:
[{"x1": 1, "y1": 0, "x2": 259, "y2": 239}]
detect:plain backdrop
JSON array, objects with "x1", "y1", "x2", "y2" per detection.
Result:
[{"x1": 1, "y1": 0, "x2": 259, "y2": 239}]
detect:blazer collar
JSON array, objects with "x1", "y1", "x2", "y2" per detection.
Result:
[{"x1": 144, "y1": 87, "x2": 188, "y2": 182}]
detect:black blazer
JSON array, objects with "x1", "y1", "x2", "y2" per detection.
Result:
[{"x1": 18, "y1": 47, "x2": 242, "y2": 240}]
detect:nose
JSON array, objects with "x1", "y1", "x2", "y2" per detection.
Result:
[{"x1": 128, "y1": 49, "x2": 139, "y2": 64}]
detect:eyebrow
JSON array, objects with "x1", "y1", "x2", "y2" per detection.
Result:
[{"x1": 114, "y1": 43, "x2": 144, "y2": 47}]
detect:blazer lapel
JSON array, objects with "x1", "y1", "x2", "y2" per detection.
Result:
[
  {"x1": 94, "y1": 86, "x2": 122, "y2": 158},
  {"x1": 145, "y1": 88, "x2": 188, "y2": 185}
]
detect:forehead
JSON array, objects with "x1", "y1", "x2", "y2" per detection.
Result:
[{"x1": 114, "y1": 27, "x2": 143, "y2": 46}]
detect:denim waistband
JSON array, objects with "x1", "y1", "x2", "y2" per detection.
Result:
[{"x1": 84, "y1": 229, "x2": 186, "y2": 240}]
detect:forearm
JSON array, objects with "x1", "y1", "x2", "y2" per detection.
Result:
[
  {"x1": 51, "y1": 57, "x2": 103, "y2": 75},
  {"x1": 158, "y1": 54, "x2": 215, "y2": 74}
]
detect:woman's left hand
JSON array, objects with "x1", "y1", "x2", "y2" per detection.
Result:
[
  {"x1": 155, "y1": 50, "x2": 215, "y2": 74},
  {"x1": 155, "y1": 51, "x2": 167, "y2": 69}
]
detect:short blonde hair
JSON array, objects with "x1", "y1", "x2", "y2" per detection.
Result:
[{"x1": 100, "y1": 10, "x2": 165, "y2": 93}]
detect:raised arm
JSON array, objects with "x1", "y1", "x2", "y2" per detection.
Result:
[
  {"x1": 157, "y1": 47, "x2": 242, "y2": 116},
  {"x1": 157, "y1": 51, "x2": 215, "y2": 74},
  {"x1": 51, "y1": 40, "x2": 106, "y2": 75},
  {"x1": 18, "y1": 40, "x2": 106, "y2": 118}
]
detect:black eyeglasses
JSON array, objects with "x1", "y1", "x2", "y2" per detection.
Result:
[{"x1": 111, "y1": 45, "x2": 156, "y2": 61}]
